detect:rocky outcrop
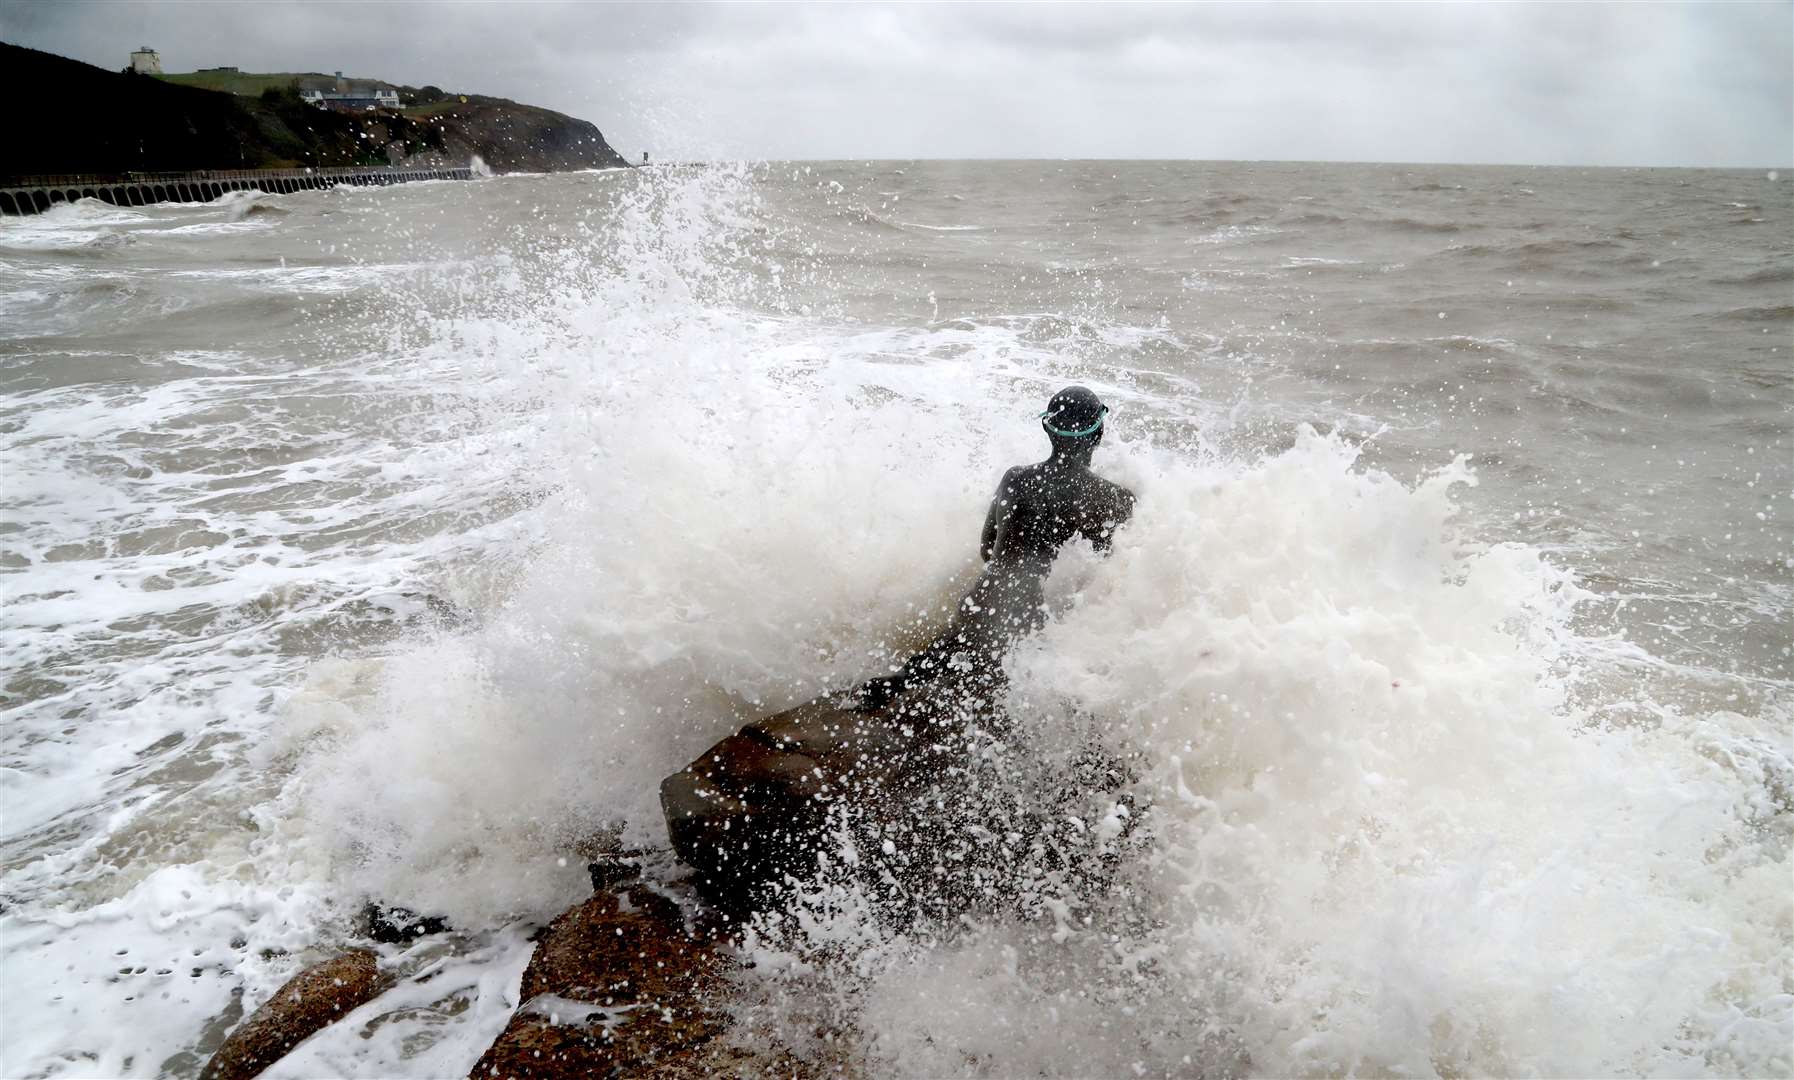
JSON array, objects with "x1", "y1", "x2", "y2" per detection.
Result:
[
  {"x1": 664, "y1": 699, "x2": 859, "y2": 912},
  {"x1": 661, "y1": 687, "x2": 983, "y2": 914},
  {"x1": 200, "y1": 949, "x2": 391, "y2": 1080},
  {"x1": 468, "y1": 884, "x2": 763, "y2": 1079},
  {"x1": 661, "y1": 675, "x2": 1140, "y2": 930},
  {"x1": 1, "y1": 43, "x2": 626, "y2": 177},
  {"x1": 417, "y1": 96, "x2": 628, "y2": 173},
  {"x1": 360, "y1": 902, "x2": 451, "y2": 943}
]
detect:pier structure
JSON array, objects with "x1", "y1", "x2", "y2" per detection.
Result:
[{"x1": 0, "y1": 165, "x2": 474, "y2": 216}]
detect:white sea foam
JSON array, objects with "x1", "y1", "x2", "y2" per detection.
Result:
[
  {"x1": 1015, "y1": 432, "x2": 1786, "y2": 1076},
  {"x1": 213, "y1": 190, "x2": 284, "y2": 222},
  {"x1": 0, "y1": 227, "x2": 116, "y2": 252},
  {"x1": 1194, "y1": 223, "x2": 1278, "y2": 245},
  {"x1": 897, "y1": 221, "x2": 987, "y2": 233},
  {"x1": 260, "y1": 925, "x2": 537, "y2": 1078},
  {"x1": 733, "y1": 431, "x2": 1790, "y2": 1077},
  {"x1": 155, "y1": 221, "x2": 278, "y2": 237},
  {"x1": 0, "y1": 200, "x2": 149, "y2": 251},
  {"x1": 2, "y1": 161, "x2": 1787, "y2": 1079},
  {"x1": 277, "y1": 285, "x2": 1054, "y2": 925},
  {"x1": 30, "y1": 198, "x2": 149, "y2": 226},
  {"x1": 275, "y1": 168, "x2": 1786, "y2": 1076}
]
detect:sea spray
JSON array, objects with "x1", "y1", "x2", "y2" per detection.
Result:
[
  {"x1": 279, "y1": 168, "x2": 1015, "y2": 925},
  {"x1": 727, "y1": 428, "x2": 1790, "y2": 1077},
  {"x1": 1042, "y1": 429, "x2": 1788, "y2": 1076},
  {"x1": 3, "y1": 160, "x2": 1787, "y2": 1078},
  {"x1": 240, "y1": 164, "x2": 1794, "y2": 1076}
]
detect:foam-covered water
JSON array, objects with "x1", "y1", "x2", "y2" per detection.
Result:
[{"x1": 1, "y1": 162, "x2": 1788, "y2": 1077}]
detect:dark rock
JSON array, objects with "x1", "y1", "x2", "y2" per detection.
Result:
[
  {"x1": 200, "y1": 949, "x2": 390, "y2": 1080},
  {"x1": 468, "y1": 886, "x2": 746, "y2": 1079},
  {"x1": 422, "y1": 95, "x2": 629, "y2": 173},
  {"x1": 660, "y1": 690, "x2": 972, "y2": 915},
  {"x1": 660, "y1": 730, "x2": 830, "y2": 914},
  {"x1": 587, "y1": 852, "x2": 643, "y2": 892},
  {"x1": 360, "y1": 902, "x2": 451, "y2": 944}
]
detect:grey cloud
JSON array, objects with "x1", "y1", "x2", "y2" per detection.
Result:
[{"x1": 4, "y1": 0, "x2": 1788, "y2": 166}]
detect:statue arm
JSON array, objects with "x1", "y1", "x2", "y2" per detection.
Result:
[
  {"x1": 1092, "y1": 483, "x2": 1136, "y2": 553},
  {"x1": 980, "y1": 468, "x2": 1018, "y2": 562}
]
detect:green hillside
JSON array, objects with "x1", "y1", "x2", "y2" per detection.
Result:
[
  {"x1": 158, "y1": 69, "x2": 323, "y2": 95},
  {"x1": 159, "y1": 70, "x2": 478, "y2": 115}
]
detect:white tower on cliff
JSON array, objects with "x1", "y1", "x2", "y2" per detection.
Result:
[{"x1": 129, "y1": 46, "x2": 162, "y2": 75}]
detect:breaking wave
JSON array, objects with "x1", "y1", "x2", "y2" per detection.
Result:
[
  {"x1": 3, "y1": 160, "x2": 1788, "y2": 1078},
  {"x1": 276, "y1": 166, "x2": 1792, "y2": 1076}
]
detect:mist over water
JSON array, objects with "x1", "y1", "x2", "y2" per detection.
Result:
[{"x1": 1, "y1": 162, "x2": 1788, "y2": 1077}]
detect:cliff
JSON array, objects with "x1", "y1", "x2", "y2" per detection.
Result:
[
  {"x1": 0, "y1": 42, "x2": 627, "y2": 177},
  {"x1": 403, "y1": 93, "x2": 629, "y2": 173}
]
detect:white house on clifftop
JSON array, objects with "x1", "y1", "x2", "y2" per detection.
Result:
[
  {"x1": 129, "y1": 46, "x2": 162, "y2": 75},
  {"x1": 299, "y1": 72, "x2": 400, "y2": 111}
]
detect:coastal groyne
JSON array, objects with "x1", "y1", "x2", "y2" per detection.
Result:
[{"x1": 0, "y1": 165, "x2": 474, "y2": 216}]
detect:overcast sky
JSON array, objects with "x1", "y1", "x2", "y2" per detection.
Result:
[{"x1": 5, "y1": 1, "x2": 1790, "y2": 166}]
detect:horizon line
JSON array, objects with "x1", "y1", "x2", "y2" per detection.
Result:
[{"x1": 636, "y1": 157, "x2": 1791, "y2": 172}]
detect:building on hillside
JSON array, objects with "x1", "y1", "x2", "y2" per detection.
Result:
[
  {"x1": 129, "y1": 46, "x2": 162, "y2": 75},
  {"x1": 298, "y1": 87, "x2": 401, "y2": 111},
  {"x1": 298, "y1": 72, "x2": 400, "y2": 111}
]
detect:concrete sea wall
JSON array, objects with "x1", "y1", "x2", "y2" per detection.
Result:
[{"x1": 0, "y1": 165, "x2": 473, "y2": 216}]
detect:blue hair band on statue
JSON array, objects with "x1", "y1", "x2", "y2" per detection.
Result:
[{"x1": 1039, "y1": 404, "x2": 1108, "y2": 438}]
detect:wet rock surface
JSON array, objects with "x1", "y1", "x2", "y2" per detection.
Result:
[
  {"x1": 200, "y1": 949, "x2": 390, "y2": 1080},
  {"x1": 360, "y1": 902, "x2": 452, "y2": 944},
  {"x1": 660, "y1": 690, "x2": 975, "y2": 914},
  {"x1": 468, "y1": 884, "x2": 752, "y2": 1079}
]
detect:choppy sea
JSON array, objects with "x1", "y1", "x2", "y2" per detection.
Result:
[{"x1": 1, "y1": 161, "x2": 1790, "y2": 1077}]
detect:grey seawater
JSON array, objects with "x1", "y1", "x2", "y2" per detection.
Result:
[
  {"x1": 0, "y1": 163, "x2": 1788, "y2": 1078},
  {"x1": 777, "y1": 162, "x2": 1792, "y2": 696}
]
